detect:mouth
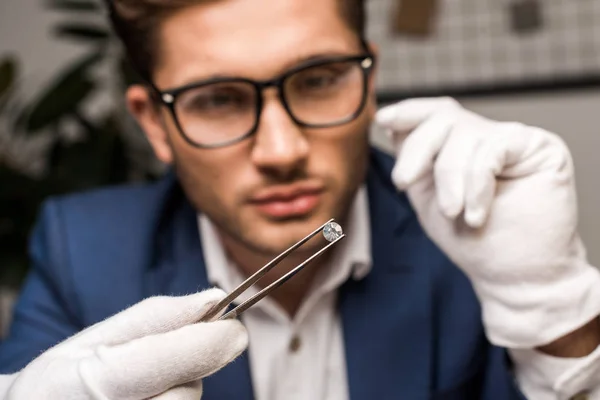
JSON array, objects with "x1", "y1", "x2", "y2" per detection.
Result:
[{"x1": 249, "y1": 181, "x2": 325, "y2": 219}]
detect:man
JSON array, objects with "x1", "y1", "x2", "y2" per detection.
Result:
[{"x1": 2, "y1": 0, "x2": 600, "y2": 398}]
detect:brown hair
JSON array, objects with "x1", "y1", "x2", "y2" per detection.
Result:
[{"x1": 105, "y1": 0, "x2": 366, "y2": 82}]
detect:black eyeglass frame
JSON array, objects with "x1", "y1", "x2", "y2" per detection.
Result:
[{"x1": 150, "y1": 53, "x2": 376, "y2": 149}]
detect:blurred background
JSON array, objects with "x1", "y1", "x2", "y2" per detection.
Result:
[{"x1": 0, "y1": 0, "x2": 599, "y2": 336}]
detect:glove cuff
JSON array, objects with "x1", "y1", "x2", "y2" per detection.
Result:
[
  {"x1": 475, "y1": 262, "x2": 600, "y2": 349},
  {"x1": 509, "y1": 345, "x2": 600, "y2": 400}
]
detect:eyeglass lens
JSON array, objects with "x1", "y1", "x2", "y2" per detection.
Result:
[{"x1": 171, "y1": 59, "x2": 367, "y2": 147}]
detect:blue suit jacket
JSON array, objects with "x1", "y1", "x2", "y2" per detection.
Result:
[{"x1": 0, "y1": 148, "x2": 526, "y2": 399}]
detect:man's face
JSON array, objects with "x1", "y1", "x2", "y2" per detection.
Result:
[{"x1": 128, "y1": 0, "x2": 377, "y2": 256}]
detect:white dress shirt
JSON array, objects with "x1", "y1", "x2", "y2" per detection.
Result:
[{"x1": 199, "y1": 186, "x2": 600, "y2": 400}]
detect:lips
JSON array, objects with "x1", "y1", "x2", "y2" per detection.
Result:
[{"x1": 249, "y1": 182, "x2": 324, "y2": 218}]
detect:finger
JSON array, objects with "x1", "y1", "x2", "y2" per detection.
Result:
[
  {"x1": 149, "y1": 380, "x2": 203, "y2": 400},
  {"x1": 463, "y1": 124, "x2": 535, "y2": 227},
  {"x1": 433, "y1": 129, "x2": 478, "y2": 219},
  {"x1": 391, "y1": 110, "x2": 455, "y2": 189},
  {"x1": 384, "y1": 127, "x2": 409, "y2": 158},
  {"x1": 464, "y1": 137, "x2": 505, "y2": 228},
  {"x1": 79, "y1": 319, "x2": 248, "y2": 400},
  {"x1": 404, "y1": 173, "x2": 437, "y2": 220},
  {"x1": 68, "y1": 288, "x2": 228, "y2": 349},
  {"x1": 375, "y1": 97, "x2": 460, "y2": 132},
  {"x1": 495, "y1": 123, "x2": 557, "y2": 179}
]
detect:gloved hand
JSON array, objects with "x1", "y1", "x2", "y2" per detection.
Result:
[
  {"x1": 375, "y1": 97, "x2": 600, "y2": 349},
  {"x1": 0, "y1": 289, "x2": 248, "y2": 400}
]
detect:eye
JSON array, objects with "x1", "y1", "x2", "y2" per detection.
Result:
[
  {"x1": 178, "y1": 83, "x2": 255, "y2": 115},
  {"x1": 296, "y1": 70, "x2": 339, "y2": 90},
  {"x1": 301, "y1": 73, "x2": 336, "y2": 88},
  {"x1": 191, "y1": 91, "x2": 244, "y2": 111},
  {"x1": 291, "y1": 62, "x2": 355, "y2": 94}
]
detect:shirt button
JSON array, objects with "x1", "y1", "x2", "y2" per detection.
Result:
[
  {"x1": 571, "y1": 392, "x2": 589, "y2": 400},
  {"x1": 289, "y1": 335, "x2": 302, "y2": 353}
]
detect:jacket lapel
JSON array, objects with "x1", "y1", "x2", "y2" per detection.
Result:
[
  {"x1": 150, "y1": 188, "x2": 255, "y2": 400},
  {"x1": 340, "y1": 151, "x2": 434, "y2": 400}
]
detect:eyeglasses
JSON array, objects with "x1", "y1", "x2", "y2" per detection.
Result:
[{"x1": 151, "y1": 54, "x2": 375, "y2": 149}]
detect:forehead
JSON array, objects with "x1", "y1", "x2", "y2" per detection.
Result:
[{"x1": 155, "y1": 0, "x2": 360, "y2": 88}]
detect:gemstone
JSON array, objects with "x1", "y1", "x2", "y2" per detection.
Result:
[{"x1": 323, "y1": 222, "x2": 343, "y2": 242}]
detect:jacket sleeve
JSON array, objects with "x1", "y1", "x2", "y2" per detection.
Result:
[{"x1": 0, "y1": 200, "x2": 82, "y2": 373}]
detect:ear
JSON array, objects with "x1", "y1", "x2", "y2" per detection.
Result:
[{"x1": 126, "y1": 85, "x2": 173, "y2": 164}]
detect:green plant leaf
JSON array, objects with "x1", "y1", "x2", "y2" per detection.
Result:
[
  {"x1": 27, "y1": 79, "x2": 96, "y2": 132},
  {"x1": 0, "y1": 57, "x2": 17, "y2": 98},
  {"x1": 54, "y1": 24, "x2": 110, "y2": 43},
  {"x1": 0, "y1": 57, "x2": 18, "y2": 112},
  {"x1": 118, "y1": 54, "x2": 143, "y2": 87},
  {"x1": 0, "y1": 91, "x2": 12, "y2": 114},
  {"x1": 44, "y1": 138, "x2": 125, "y2": 192},
  {"x1": 14, "y1": 102, "x2": 33, "y2": 131},
  {"x1": 45, "y1": 0, "x2": 101, "y2": 12},
  {"x1": 25, "y1": 51, "x2": 103, "y2": 132}
]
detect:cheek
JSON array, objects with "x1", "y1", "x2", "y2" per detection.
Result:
[
  {"x1": 314, "y1": 116, "x2": 370, "y2": 177},
  {"x1": 339, "y1": 127, "x2": 370, "y2": 191},
  {"x1": 170, "y1": 133, "x2": 253, "y2": 213}
]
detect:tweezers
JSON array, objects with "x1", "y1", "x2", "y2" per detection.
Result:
[{"x1": 199, "y1": 218, "x2": 345, "y2": 322}]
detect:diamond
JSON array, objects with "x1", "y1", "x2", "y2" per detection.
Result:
[{"x1": 323, "y1": 222, "x2": 343, "y2": 242}]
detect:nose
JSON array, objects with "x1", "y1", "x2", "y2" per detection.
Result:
[{"x1": 250, "y1": 91, "x2": 310, "y2": 178}]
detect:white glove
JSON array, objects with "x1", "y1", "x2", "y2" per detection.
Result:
[
  {"x1": 0, "y1": 289, "x2": 248, "y2": 400},
  {"x1": 375, "y1": 97, "x2": 600, "y2": 349}
]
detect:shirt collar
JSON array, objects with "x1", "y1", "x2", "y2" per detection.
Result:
[{"x1": 198, "y1": 185, "x2": 372, "y2": 295}]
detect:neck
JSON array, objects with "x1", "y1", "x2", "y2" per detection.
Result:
[{"x1": 218, "y1": 233, "x2": 327, "y2": 317}]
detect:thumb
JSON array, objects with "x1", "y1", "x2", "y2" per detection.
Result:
[{"x1": 462, "y1": 123, "x2": 543, "y2": 227}]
